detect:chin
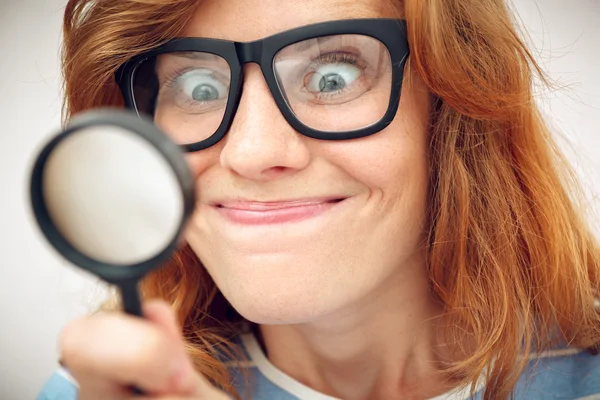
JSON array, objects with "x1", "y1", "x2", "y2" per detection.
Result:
[
  {"x1": 217, "y1": 269, "x2": 346, "y2": 325},
  {"x1": 199, "y1": 245, "x2": 383, "y2": 325},
  {"x1": 227, "y1": 288, "x2": 328, "y2": 325}
]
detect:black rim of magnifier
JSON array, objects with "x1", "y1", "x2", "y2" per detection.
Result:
[{"x1": 30, "y1": 108, "x2": 196, "y2": 286}]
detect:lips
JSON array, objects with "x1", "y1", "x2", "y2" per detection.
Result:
[{"x1": 212, "y1": 197, "x2": 346, "y2": 225}]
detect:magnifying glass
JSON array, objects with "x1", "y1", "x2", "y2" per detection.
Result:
[{"x1": 29, "y1": 108, "x2": 195, "y2": 317}]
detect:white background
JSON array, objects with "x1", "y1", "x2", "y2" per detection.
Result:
[{"x1": 1, "y1": 0, "x2": 599, "y2": 399}]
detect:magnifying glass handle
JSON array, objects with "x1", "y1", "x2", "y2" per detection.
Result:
[{"x1": 119, "y1": 280, "x2": 144, "y2": 317}]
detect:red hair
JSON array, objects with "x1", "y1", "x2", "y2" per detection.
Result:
[{"x1": 61, "y1": 0, "x2": 600, "y2": 398}]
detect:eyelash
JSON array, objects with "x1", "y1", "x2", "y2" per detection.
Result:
[
  {"x1": 160, "y1": 51, "x2": 364, "y2": 80},
  {"x1": 160, "y1": 68, "x2": 205, "y2": 90},
  {"x1": 312, "y1": 51, "x2": 363, "y2": 67}
]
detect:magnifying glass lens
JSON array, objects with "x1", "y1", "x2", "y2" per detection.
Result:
[{"x1": 42, "y1": 125, "x2": 185, "y2": 265}]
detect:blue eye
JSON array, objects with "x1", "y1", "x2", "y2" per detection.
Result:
[
  {"x1": 305, "y1": 64, "x2": 362, "y2": 94},
  {"x1": 192, "y1": 85, "x2": 218, "y2": 101},
  {"x1": 176, "y1": 69, "x2": 228, "y2": 102}
]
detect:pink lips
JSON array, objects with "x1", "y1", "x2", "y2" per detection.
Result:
[{"x1": 214, "y1": 198, "x2": 345, "y2": 225}]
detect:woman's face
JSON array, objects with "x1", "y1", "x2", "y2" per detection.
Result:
[{"x1": 180, "y1": 0, "x2": 432, "y2": 324}]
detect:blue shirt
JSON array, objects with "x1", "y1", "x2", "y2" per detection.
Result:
[{"x1": 38, "y1": 333, "x2": 600, "y2": 399}]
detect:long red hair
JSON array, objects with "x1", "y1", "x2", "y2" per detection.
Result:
[{"x1": 61, "y1": 0, "x2": 600, "y2": 398}]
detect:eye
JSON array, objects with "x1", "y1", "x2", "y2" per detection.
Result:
[
  {"x1": 304, "y1": 63, "x2": 362, "y2": 94},
  {"x1": 176, "y1": 69, "x2": 228, "y2": 102}
]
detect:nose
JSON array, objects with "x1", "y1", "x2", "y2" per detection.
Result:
[{"x1": 219, "y1": 64, "x2": 311, "y2": 182}]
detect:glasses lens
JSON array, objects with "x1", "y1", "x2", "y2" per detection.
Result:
[
  {"x1": 132, "y1": 52, "x2": 231, "y2": 145},
  {"x1": 274, "y1": 35, "x2": 392, "y2": 133}
]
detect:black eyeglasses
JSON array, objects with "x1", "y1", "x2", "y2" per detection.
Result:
[{"x1": 116, "y1": 18, "x2": 409, "y2": 152}]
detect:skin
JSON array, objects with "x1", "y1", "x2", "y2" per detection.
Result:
[{"x1": 60, "y1": 0, "x2": 460, "y2": 399}]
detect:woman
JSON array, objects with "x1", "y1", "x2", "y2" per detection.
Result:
[{"x1": 38, "y1": 0, "x2": 600, "y2": 399}]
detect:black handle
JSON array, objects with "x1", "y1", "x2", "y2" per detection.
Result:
[{"x1": 119, "y1": 279, "x2": 144, "y2": 317}]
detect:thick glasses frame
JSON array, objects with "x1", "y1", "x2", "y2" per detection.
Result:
[{"x1": 115, "y1": 18, "x2": 410, "y2": 152}]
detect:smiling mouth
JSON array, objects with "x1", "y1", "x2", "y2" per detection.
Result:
[
  {"x1": 216, "y1": 198, "x2": 345, "y2": 210},
  {"x1": 213, "y1": 197, "x2": 347, "y2": 225}
]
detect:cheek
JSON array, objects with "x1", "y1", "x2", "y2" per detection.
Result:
[
  {"x1": 363, "y1": 77, "x2": 431, "y2": 209},
  {"x1": 183, "y1": 145, "x2": 222, "y2": 179},
  {"x1": 321, "y1": 117, "x2": 430, "y2": 209}
]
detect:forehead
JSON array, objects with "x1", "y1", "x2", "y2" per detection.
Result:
[{"x1": 184, "y1": 0, "x2": 401, "y2": 41}]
